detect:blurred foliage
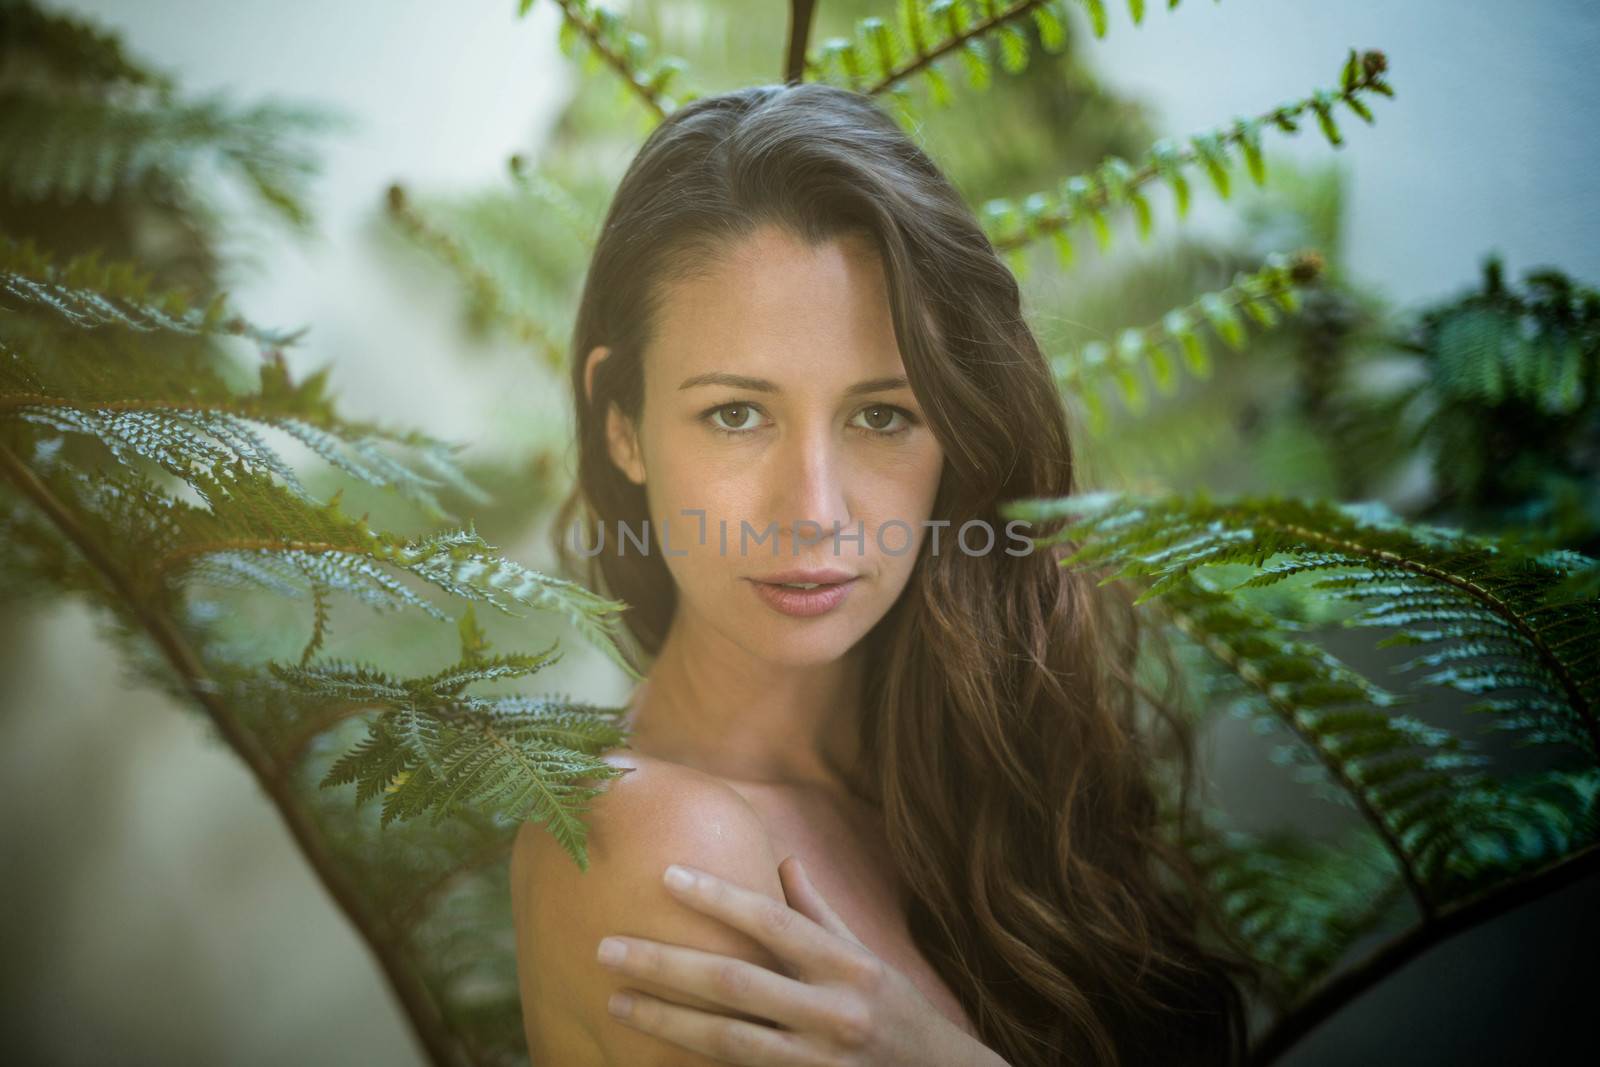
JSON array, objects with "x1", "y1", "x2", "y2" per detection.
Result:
[
  {"x1": 1, "y1": 2, "x2": 635, "y2": 1064},
  {"x1": 2, "y1": 1, "x2": 1596, "y2": 1065}
]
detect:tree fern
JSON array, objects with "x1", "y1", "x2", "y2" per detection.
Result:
[
  {"x1": 1, "y1": 7, "x2": 646, "y2": 1061},
  {"x1": 1389, "y1": 256, "x2": 1600, "y2": 547},
  {"x1": 8, "y1": 1, "x2": 1589, "y2": 1064},
  {"x1": 480, "y1": 4, "x2": 1581, "y2": 1064},
  {"x1": 0, "y1": 0, "x2": 342, "y2": 230},
  {"x1": 1003, "y1": 488, "x2": 1600, "y2": 1058}
]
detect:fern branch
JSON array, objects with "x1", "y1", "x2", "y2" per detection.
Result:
[
  {"x1": 0, "y1": 438, "x2": 476, "y2": 1067},
  {"x1": 867, "y1": 0, "x2": 1052, "y2": 97},
  {"x1": 0, "y1": 235, "x2": 301, "y2": 345},
  {"x1": 0, "y1": 88, "x2": 339, "y2": 228},
  {"x1": 803, "y1": 1, "x2": 1204, "y2": 100},
  {"x1": 1052, "y1": 250, "x2": 1324, "y2": 431},
  {"x1": 988, "y1": 49, "x2": 1394, "y2": 254},
  {"x1": 784, "y1": 0, "x2": 820, "y2": 84},
  {"x1": 382, "y1": 183, "x2": 569, "y2": 372},
  {"x1": 1005, "y1": 491, "x2": 1600, "y2": 761},
  {"x1": 0, "y1": 0, "x2": 175, "y2": 93},
  {"x1": 1181, "y1": 817, "x2": 1408, "y2": 1003},
  {"x1": 530, "y1": 0, "x2": 687, "y2": 120},
  {"x1": 137, "y1": 466, "x2": 640, "y2": 680},
  {"x1": 2, "y1": 310, "x2": 489, "y2": 520},
  {"x1": 1255, "y1": 521, "x2": 1598, "y2": 755},
  {"x1": 1150, "y1": 579, "x2": 1447, "y2": 918},
  {"x1": 300, "y1": 675, "x2": 630, "y2": 869},
  {"x1": 506, "y1": 153, "x2": 600, "y2": 251}
]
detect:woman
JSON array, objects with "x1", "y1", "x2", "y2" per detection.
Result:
[{"x1": 512, "y1": 81, "x2": 1260, "y2": 1066}]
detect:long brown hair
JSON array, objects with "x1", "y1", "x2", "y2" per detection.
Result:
[{"x1": 551, "y1": 82, "x2": 1262, "y2": 1066}]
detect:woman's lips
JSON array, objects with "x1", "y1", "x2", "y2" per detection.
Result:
[{"x1": 746, "y1": 576, "x2": 859, "y2": 617}]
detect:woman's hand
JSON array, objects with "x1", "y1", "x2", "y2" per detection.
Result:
[{"x1": 594, "y1": 854, "x2": 1008, "y2": 1066}]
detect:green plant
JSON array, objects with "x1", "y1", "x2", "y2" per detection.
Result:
[
  {"x1": 5, "y1": 2, "x2": 1595, "y2": 1066},
  {"x1": 1, "y1": 3, "x2": 635, "y2": 1064},
  {"x1": 397, "y1": 1, "x2": 1595, "y2": 1063}
]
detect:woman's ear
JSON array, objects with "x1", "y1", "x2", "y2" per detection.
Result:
[
  {"x1": 583, "y1": 344, "x2": 609, "y2": 407},
  {"x1": 605, "y1": 403, "x2": 646, "y2": 486},
  {"x1": 585, "y1": 344, "x2": 646, "y2": 485}
]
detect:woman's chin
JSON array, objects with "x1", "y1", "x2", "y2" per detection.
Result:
[{"x1": 737, "y1": 619, "x2": 869, "y2": 666}]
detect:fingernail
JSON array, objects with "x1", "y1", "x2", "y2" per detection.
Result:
[
  {"x1": 608, "y1": 991, "x2": 634, "y2": 1018},
  {"x1": 664, "y1": 864, "x2": 694, "y2": 891},
  {"x1": 597, "y1": 937, "x2": 626, "y2": 966}
]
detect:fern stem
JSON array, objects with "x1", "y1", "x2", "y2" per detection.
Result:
[
  {"x1": 277, "y1": 699, "x2": 378, "y2": 767},
  {"x1": 861, "y1": 0, "x2": 1051, "y2": 97},
  {"x1": 784, "y1": 0, "x2": 819, "y2": 84},
  {"x1": 151, "y1": 538, "x2": 353, "y2": 580},
  {"x1": 382, "y1": 184, "x2": 567, "y2": 370},
  {"x1": 0, "y1": 392, "x2": 270, "y2": 415},
  {"x1": 0, "y1": 441, "x2": 476, "y2": 1067},
  {"x1": 993, "y1": 53, "x2": 1392, "y2": 253},
  {"x1": 1155, "y1": 599, "x2": 1438, "y2": 921},
  {"x1": 548, "y1": 0, "x2": 668, "y2": 120},
  {"x1": 393, "y1": 835, "x2": 513, "y2": 932},
  {"x1": 1051, "y1": 258, "x2": 1318, "y2": 397},
  {"x1": 1246, "y1": 842, "x2": 1600, "y2": 1065},
  {"x1": 1240, "y1": 511, "x2": 1600, "y2": 760}
]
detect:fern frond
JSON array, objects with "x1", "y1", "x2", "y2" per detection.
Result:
[
  {"x1": 1422, "y1": 283, "x2": 1597, "y2": 414},
  {"x1": 281, "y1": 648, "x2": 629, "y2": 868},
  {"x1": 506, "y1": 153, "x2": 601, "y2": 250},
  {"x1": 1438, "y1": 767, "x2": 1600, "y2": 891},
  {"x1": 2, "y1": 302, "x2": 487, "y2": 518},
  {"x1": 526, "y1": 0, "x2": 691, "y2": 120},
  {"x1": 395, "y1": 526, "x2": 640, "y2": 680},
  {"x1": 1184, "y1": 816, "x2": 1406, "y2": 1002},
  {"x1": 0, "y1": 0, "x2": 175, "y2": 93},
  {"x1": 0, "y1": 88, "x2": 340, "y2": 227},
  {"x1": 1002, "y1": 490, "x2": 1600, "y2": 763},
  {"x1": 804, "y1": 1, "x2": 1199, "y2": 102},
  {"x1": 3, "y1": 452, "x2": 636, "y2": 681},
  {"x1": 1155, "y1": 572, "x2": 1492, "y2": 914},
  {"x1": 985, "y1": 48, "x2": 1393, "y2": 256},
  {"x1": 0, "y1": 234, "x2": 301, "y2": 344},
  {"x1": 1049, "y1": 250, "x2": 1324, "y2": 431},
  {"x1": 137, "y1": 463, "x2": 639, "y2": 678},
  {"x1": 382, "y1": 183, "x2": 569, "y2": 372}
]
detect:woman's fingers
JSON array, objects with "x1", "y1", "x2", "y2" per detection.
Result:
[
  {"x1": 778, "y1": 855, "x2": 865, "y2": 948},
  {"x1": 596, "y1": 933, "x2": 857, "y2": 1038},
  {"x1": 607, "y1": 986, "x2": 832, "y2": 1067},
  {"x1": 661, "y1": 864, "x2": 855, "y2": 978}
]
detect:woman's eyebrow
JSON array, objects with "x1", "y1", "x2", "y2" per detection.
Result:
[{"x1": 678, "y1": 371, "x2": 910, "y2": 397}]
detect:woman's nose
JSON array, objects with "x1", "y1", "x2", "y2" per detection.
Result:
[{"x1": 770, "y1": 432, "x2": 855, "y2": 553}]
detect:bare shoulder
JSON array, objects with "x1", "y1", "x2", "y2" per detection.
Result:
[
  {"x1": 511, "y1": 749, "x2": 781, "y2": 901},
  {"x1": 510, "y1": 749, "x2": 787, "y2": 1066}
]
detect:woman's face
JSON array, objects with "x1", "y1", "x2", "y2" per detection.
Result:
[{"x1": 591, "y1": 224, "x2": 945, "y2": 667}]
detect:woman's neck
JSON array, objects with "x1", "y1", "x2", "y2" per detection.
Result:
[{"x1": 621, "y1": 611, "x2": 870, "y2": 796}]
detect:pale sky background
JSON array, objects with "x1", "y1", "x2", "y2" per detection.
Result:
[{"x1": 3, "y1": 1, "x2": 1596, "y2": 1063}]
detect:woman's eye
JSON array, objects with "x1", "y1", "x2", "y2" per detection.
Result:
[
  {"x1": 699, "y1": 402, "x2": 918, "y2": 438},
  {"x1": 703, "y1": 402, "x2": 768, "y2": 434},
  {"x1": 850, "y1": 405, "x2": 915, "y2": 436}
]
